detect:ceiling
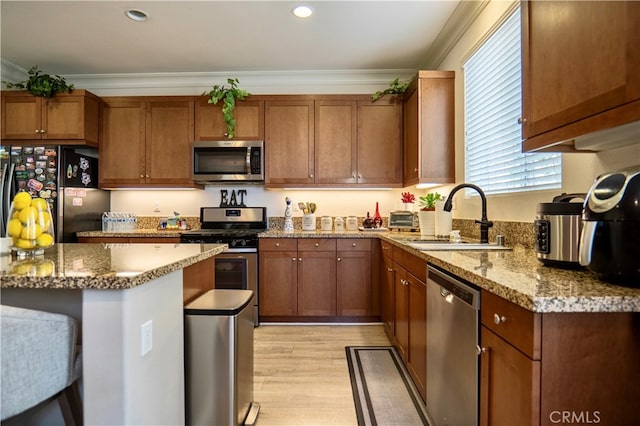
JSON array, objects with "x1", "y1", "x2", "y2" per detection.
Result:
[{"x1": 1, "y1": 1, "x2": 462, "y2": 77}]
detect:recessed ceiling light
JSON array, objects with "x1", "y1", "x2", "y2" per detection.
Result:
[
  {"x1": 292, "y1": 5, "x2": 313, "y2": 18},
  {"x1": 125, "y1": 9, "x2": 149, "y2": 22}
]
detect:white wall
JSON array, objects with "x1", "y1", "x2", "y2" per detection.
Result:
[
  {"x1": 436, "y1": 0, "x2": 640, "y2": 224},
  {"x1": 111, "y1": 186, "x2": 408, "y2": 220}
]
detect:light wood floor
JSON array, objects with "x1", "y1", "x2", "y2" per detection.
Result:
[{"x1": 254, "y1": 324, "x2": 391, "y2": 425}]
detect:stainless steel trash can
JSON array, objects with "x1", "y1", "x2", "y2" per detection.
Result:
[{"x1": 185, "y1": 289, "x2": 260, "y2": 426}]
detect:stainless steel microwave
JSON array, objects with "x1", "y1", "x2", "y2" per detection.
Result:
[{"x1": 192, "y1": 140, "x2": 264, "y2": 183}]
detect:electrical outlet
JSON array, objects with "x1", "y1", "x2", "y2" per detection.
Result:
[
  {"x1": 292, "y1": 201, "x2": 300, "y2": 213},
  {"x1": 141, "y1": 320, "x2": 153, "y2": 357},
  {"x1": 153, "y1": 201, "x2": 160, "y2": 213}
]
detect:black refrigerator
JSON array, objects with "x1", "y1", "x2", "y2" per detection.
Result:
[{"x1": 0, "y1": 145, "x2": 110, "y2": 242}]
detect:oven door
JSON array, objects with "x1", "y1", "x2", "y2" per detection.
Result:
[{"x1": 214, "y1": 251, "x2": 259, "y2": 325}]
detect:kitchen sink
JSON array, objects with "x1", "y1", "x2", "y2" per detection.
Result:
[{"x1": 405, "y1": 240, "x2": 511, "y2": 251}]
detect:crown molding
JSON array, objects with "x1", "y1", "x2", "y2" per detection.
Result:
[
  {"x1": 1, "y1": 61, "x2": 416, "y2": 96},
  {"x1": 420, "y1": 0, "x2": 491, "y2": 69}
]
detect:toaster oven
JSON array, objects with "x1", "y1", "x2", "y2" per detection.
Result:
[{"x1": 389, "y1": 211, "x2": 419, "y2": 230}]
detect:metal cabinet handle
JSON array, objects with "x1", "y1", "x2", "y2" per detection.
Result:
[
  {"x1": 517, "y1": 117, "x2": 528, "y2": 125},
  {"x1": 414, "y1": 168, "x2": 419, "y2": 172},
  {"x1": 140, "y1": 174, "x2": 145, "y2": 178},
  {"x1": 292, "y1": 257, "x2": 297, "y2": 261},
  {"x1": 475, "y1": 345, "x2": 488, "y2": 355},
  {"x1": 146, "y1": 174, "x2": 150, "y2": 178},
  {"x1": 387, "y1": 267, "x2": 394, "y2": 272},
  {"x1": 275, "y1": 243, "x2": 280, "y2": 247},
  {"x1": 493, "y1": 313, "x2": 507, "y2": 325},
  {"x1": 35, "y1": 129, "x2": 41, "y2": 134},
  {"x1": 337, "y1": 257, "x2": 342, "y2": 261},
  {"x1": 298, "y1": 257, "x2": 302, "y2": 261},
  {"x1": 352, "y1": 242, "x2": 357, "y2": 247},
  {"x1": 40, "y1": 129, "x2": 46, "y2": 133},
  {"x1": 309, "y1": 174, "x2": 314, "y2": 178},
  {"x1": 314, "y1": 243, "x2": 319, "y2": 247}
]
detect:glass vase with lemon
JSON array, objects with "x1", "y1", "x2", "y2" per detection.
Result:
[{"x1": 6, "y1": 191, "x2": 55, "y2": 258}]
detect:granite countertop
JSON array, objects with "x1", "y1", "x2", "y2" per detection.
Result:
[
  {"x1": 258, "y1": 229, "x2": 640, "y2": 313},
  {"x1": 1, "y1": 242, "x2": 227, "y2": 290},
  {"x1": 77, "y1": 229, "x2": 184, "y2": 238},
  {"x1": 379, "y1": 235, "x2": 640, "y2": 314},
  {"x1": 258, "y1": 229, "x2": 389, "y2": 238}
]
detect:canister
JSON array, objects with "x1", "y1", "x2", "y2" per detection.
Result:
[
  {"x1": 346, "y1": 216, "x2": 358, "y2": 231},
  {"x1": 320, "y1": 216, "x2": 333, "y2": 231},
  {"x1": 334, "y1": 217, "x2": 345, "y2": 232}
]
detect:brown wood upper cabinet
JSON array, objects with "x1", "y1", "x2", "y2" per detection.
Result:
[
  {"x1": 264, "y1": 99, "x2": 316, "y2": 186},
  {"x1": 194, "y1": 98, "x2": 264, "y2": 140},
  {"x1": 99, "y1": 97, "x2": 200, "y2": 189},
  {"x1": 1, "y1": 90, "x2": 100, "y2": 146},
  {"x1": 402, "y1": 71, "x2": 455, "y2": 186},
  {"x1": 265, "y1": 96, "x2": 402, "y2": 188},
  {"x1": 521, "y1": 1, "x2": 640, "y2": 152}
]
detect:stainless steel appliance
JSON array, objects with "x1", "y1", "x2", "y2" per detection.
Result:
[
  {"x1": 426, "y1": 265, "x2": 480, "y2": 426},
  {"x1": 184, "y1": 289, "x2": 260, "y2": 426},
  {"x1": 0, "y1": 145, "x2": 110, "y2": 242},
  {"x1": 192, "y1": 140, "x2": 264, "y2": 183},
  {"x1": 579, "y1": 165, "x2": 640, "y2": 285},
  {"x1": 180, "y1": 207, "x2": 266, "y2": 325},
  {"x1": 389, "y1": 210, "x2": 419, "y2": 231},
  {"x1": 535, "y1": 193, "x2": 586, "y2": 267}
]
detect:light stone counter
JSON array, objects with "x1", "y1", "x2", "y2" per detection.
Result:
[
  {"x1": 257, "y1": 230, "x2": 640, "y2": 313},
  {"x1": 1, "y1": 242, "x2": 227, "y2": 289}
]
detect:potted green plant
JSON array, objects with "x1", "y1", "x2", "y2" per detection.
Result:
[
  {"x1": 2, "y1": 65, "x2": 74, "y2": 97},
  {"x1": 418, "y1": 192, "x2": 443, "y2": 237},
  {"x1": 371, "y1": 77, "x2": 410, "y2": 102},
  {"x1": 202, "y1": 78, "x2": 250, "y2": 139}
]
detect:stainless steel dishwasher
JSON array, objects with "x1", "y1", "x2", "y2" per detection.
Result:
[{"x1": 426, "y1": 265, "x2": 480, "y2": 426}]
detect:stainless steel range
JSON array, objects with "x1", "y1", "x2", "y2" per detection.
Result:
[{"x1": 180, "y1": 207, "x2": 267, "y2": 326}]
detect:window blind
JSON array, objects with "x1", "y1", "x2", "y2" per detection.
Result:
[{"x1": 464, "y1": 7, "x2": 561, "y2": 195}]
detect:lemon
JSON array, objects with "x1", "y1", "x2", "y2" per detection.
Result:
[
  {"x1": 38, "y1": 211, "x2": 52, "y2": 230},
  {"x1": 36, "y1": 233, "x2": 54, "y2": 248},
  {"x1": 7, "y1": 218, "x2": 22, "y2": 238},
  {"x1": 12, "y1": 192, "x2": 32, "y2": 210},
  {"x1": 14, "y1": 238, "x2": 36, "y2": 249},
  {"x1": 18, "y1": 206, "x2": 38, "y2": 225},
  {"x1": 31, "y1": 198, "x2": 48, "y2": 212},
  {"x1": 21, "y1": 223, "x2": 43, "y2": 240}
]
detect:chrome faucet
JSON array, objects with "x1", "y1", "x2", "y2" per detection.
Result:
[{"x1": 443, "y1": 183, "x2": 493, "y2": 244}]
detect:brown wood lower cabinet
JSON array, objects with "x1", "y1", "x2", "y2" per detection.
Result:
[
  {"x1": 381, "y1": 240, "x2": 427, "y2": 399},
  {"x1": 259, "y1": 238, "x2": 375, "y2": 321},
  {"x1": 480, "y1": 290, "x2": 640, "y2": 426}
]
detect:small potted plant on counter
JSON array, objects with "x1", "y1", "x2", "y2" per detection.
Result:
[
  {"x1": 401, "y1": 192, "x2": 415, "y2": 211},
  {"x1": 418, "y1": 192, "x2": 443, "y2": 237}
]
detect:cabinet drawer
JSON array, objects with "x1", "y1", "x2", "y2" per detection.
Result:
[
  {"x1": 337, "y1": 239, "x2": 371, "y2": 252},
  {"x1": 481, "y1": 290, "x2": 541, "y2": 359},
  {"x1": 298, "y1": 238, "x2": 336, "y2": 251},
  {"x1": 259, "y1": 238, "x2": 297, "y2": 251}
]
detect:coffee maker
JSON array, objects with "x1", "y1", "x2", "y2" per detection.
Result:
[{"x1": 579, "y1": 165, "x2": 640, "y2": 286}]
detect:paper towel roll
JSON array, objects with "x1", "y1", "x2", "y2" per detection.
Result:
[{"x1": 435, "y1": 200, "x2": 452, "y2": 237}]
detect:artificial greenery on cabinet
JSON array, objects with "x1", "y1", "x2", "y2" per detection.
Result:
[
  {"x1": 202, "y1": 78, "x2": 250, "y2": 139},
  {"x1": 2, "y1": 65, "x2": 74, "y2": 98}
]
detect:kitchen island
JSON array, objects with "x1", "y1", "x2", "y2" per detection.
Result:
[{"x1": 1, "y1": 242, "x2": 227, "y2": 425}]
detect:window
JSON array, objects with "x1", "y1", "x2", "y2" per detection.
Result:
[{"x1": 464, "y1": 6, "x2": 561, "y2": 195}]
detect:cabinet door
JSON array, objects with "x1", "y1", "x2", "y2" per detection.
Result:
[
  {"x1": 259, "y1": 251, "x2": 298, "y2": 316},
  {"x1": 42, "y1": 96, "x2": 87, "y2": 140},
  {"x1": 380, "y1": 254, "x2": 395, "y2": 336},
  {"x1": 336, "y1": 250, "x2": 371, "y2": 316},
  {"x1": 265, "y1": 100, "x2": 315, "y2": 186},
  {"x1": 394, "y1": 267, "x2": 410, "y2": 359},
  {"x1": 99, "y1": 101, "x2": 147, "y2": 186},
  {"x1": 480, "y1": 326, "x2": 541, "y2": 426},
  {"x1": 145, "y1": 100, "x2": 194, "y2": 185},
  {"x1": 408, "y1": 272, "x2": 426, "y2": 399},
  {"x1": 357, "y1": 98, "x2": 402, "y2": 186},
  {"x1": 315, "y1": 100, "x2": 357, "y2": 184},
  {"x1": 522, "y1": 1, "x2": 640, "y2": 150},
  {"x1": 195, "y1": 99, "x2": 264, "y2": 140},
  {"x1": 1, "y1": 95, "x2": 41, "y2": 139},
  {"x1": 403, "y1": 71, "x2": 455, "y2": 186},
  {"x1": 298, "y1": 251, "x2": 336, "y2": 316}
]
